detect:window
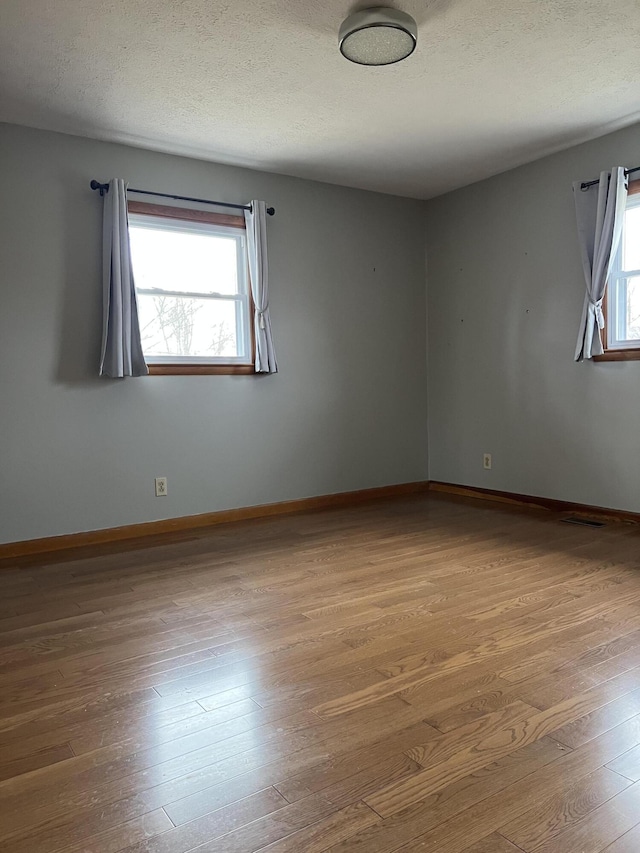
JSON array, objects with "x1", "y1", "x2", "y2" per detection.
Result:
[
  {"x1": 128, "y1": 201, "x2": 254, "y2": 375},
  {"x1": 599, "y1": 180, "x2": 640, "y2": 361}
]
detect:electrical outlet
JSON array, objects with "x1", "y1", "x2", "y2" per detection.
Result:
[
  {"x1": 483, "y1": 454, "x2": 492, "y2": 470},
  {"x1": 155, "y1": 477, "x2": 168, "y2": 497}
]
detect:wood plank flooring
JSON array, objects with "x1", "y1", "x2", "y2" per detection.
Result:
[{"x1": 1, "y1": 494, "x2": 640, "y2": 852}]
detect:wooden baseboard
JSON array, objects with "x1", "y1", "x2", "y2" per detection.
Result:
[
  {"x1": 429, "y1": 481, "x2": 640, "y2": 525},
  {"x1": 8, "y1": 478, "x2": 633, "y2": 563},
  {"x1": 0, "y1": 481, "x2": 431, "y2": 561}
]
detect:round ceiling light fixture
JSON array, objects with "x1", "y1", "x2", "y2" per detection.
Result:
[{"x1": 339, "y1": 7, "x2": 417, "y2": 66}]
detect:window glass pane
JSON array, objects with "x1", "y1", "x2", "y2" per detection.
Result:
[
  {"x1": 624, "y1": 276, "x2": 640, "y2": 341},
  {"x1": 129, "y1": 223, "x2": 239, "y2": 295},
  {"x1": 137, "y1": 295, "x2": 242, "y2": 358},
  {"x1": 622, "y1": 205, "x2": 640, "y2": 272}
]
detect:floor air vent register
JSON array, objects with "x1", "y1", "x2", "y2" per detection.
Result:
[{"x1": 560, "y1": 516, "x2": 607, "y2": 528}]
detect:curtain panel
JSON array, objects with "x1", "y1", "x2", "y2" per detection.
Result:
[
  {"x1": 244, "y1": 200, "x2": 278, "y2": 373},
  {"x1": 573, "y1": 167, "x2": 628, "y2": 361},
  {"x1": 99, "y1": 179, "x2": 148, "y2": 378}
]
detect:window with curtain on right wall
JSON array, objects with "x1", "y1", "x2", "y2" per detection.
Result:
[{"x1": 598, "y1": 179, "x2": 640, "y2": 360}]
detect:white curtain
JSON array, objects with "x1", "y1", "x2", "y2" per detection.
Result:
[
  {"x1": 244, "y1": 200, "x2": 277, "y2": 373},
  {"x1": 99, "y1": 179, "x2": 148, "y2": 377},
  {"x1": 574, "y1": 167, "x2": 628, "y2": 360}
]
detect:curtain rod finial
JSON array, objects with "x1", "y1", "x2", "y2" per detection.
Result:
[
  {"x1": 266, "y1": 207, "x2": 275, "y2": 216},
  {"x1": 90, "y1": 180, "x2": 109, "y2": 196}
]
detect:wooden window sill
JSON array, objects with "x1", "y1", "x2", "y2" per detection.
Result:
[
  {"x1": 593, "y1": 350, "x2": 640, "y2": 362},
  {"x1": 147, "y1": 364, "x2": 255, "y2": 375}
]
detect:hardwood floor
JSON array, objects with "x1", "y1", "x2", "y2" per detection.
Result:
[{"x1": 1, "y1": 493, "x2": 640, "y2": 852}]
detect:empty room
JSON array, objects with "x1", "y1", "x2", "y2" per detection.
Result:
[{"x1": 2, "y1": 1, "x2": 640, "y2": 851}]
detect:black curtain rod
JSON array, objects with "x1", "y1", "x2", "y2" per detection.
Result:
[
  {"x1": 580, "y1": 166, "x2": 640, "y2": 191},
  {"x1": 89, "y1": 180, "x2": 275, "y2": 216}
]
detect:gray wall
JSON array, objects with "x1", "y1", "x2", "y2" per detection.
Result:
[
  {"x1": 7, "y1": 113, "x2": 638, "y2": 543},
  {"x1": 0, "y1": 123, "x2": 428, "y2": 543},
  {"x1": 426, "y1": 121, "x2": 640, "y2": 512}
]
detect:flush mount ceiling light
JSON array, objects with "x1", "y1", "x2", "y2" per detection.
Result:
[{"x1": 339, "y1": 7, "x2": 417, "y2": 66}]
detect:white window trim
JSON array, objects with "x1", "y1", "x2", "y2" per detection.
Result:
[
  {"x1": 606, "y1": 191, "x2": 640, "y2": 351},
  {"x1": 129, "y1": 213, "x2": 253, "y2": 365}
]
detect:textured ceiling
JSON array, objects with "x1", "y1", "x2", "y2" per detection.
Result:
[{"x1": 1, "y1": 0, "x2": 640, "y2": 198}]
